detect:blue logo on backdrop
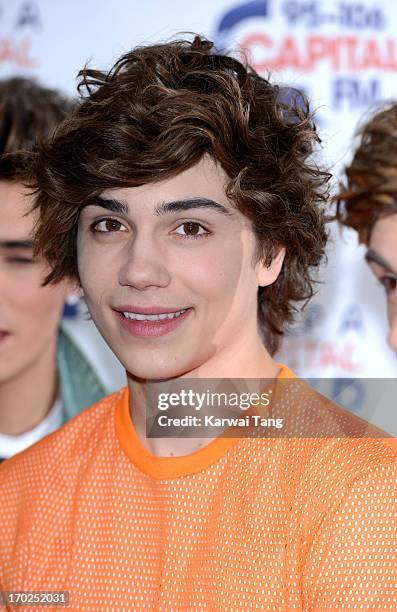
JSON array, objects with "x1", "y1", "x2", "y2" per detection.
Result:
[
  {"x1": 216, "y1": 1, "x2": 269, "y2": 48},
  {"x1": 309, "y1": 378, "x2": 366, "y2": 413},
  {"x1": 331, "y1": 378, "x2": 366, "y2": 412},
  {"x1": 15, "y1": 1, "x2": 41, "y2": 31},
  {"x1": 338, "y1": 304, "x2": 365, "y2": 336}
]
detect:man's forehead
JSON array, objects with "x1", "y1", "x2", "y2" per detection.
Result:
[
  {"x1": 0, "y1": 189, "x2": 36, "y2": 236},
  {"x1": 368, "y1": 214, "x2": 397, "y2": 272},
  {"x1": 98, "y1": 157, "x2": 230, "y2": 206},
  {"x1": 370, "y1": 213, "x2": 397, "y2": 244},
  {"x1": 366, "y1": 248, "x2": 397, "y2": 276}
]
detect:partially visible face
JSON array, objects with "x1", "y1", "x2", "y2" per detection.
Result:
[
  {"x1": 77, "y1": 157, "x2": 282, "y2": 380},
  {"x1": 367, "y1": 213, "x2": 397, "y2": 352},
  {"x1": 0, "y1": 180, "x2": 70, "y2": 385}
]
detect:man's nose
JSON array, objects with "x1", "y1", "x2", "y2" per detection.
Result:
[{"x1": 118, "y1": 235, "x2": 171, "y2": 290}]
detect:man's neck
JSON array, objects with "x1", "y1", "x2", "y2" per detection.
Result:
[
  {"x1": 128, "y1": 336, "x2": 279, "y2": 457},
  {"x1": 0, "y1": 342, "x2": 58, "y2": 436}
]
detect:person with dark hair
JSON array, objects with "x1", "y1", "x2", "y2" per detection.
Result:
[
  {"x1": 337, "y1": 103, "x2": 397, "y2": 352},
  {"x1": 0, "y1": 38, "x2": 396, "y2": 609},
  {"x1": 0, "y1": 78, "x2": 108, "y2": 461}
]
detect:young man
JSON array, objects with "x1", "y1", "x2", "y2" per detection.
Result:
[
  {"x1": 0, "y1": 78, "x2": 108, "y2": 461},
  {"x1": 0, "y1": 38, "x2": 396, "y2": 610},
  {"x1": 337, "y1": 103, "x2": 397, "y2": 352}
]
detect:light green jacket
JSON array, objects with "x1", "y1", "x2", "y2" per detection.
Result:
[{"x1": 56, "y1": 326, "x2": 109, "y2": 423}]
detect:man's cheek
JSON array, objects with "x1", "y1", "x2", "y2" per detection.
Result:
[
  {"x1": 387, "y1": 300, "x2": 397, "y2": 325},
  {"x1": 386, "y1": 301, "x2": 397, "y2": 349}
]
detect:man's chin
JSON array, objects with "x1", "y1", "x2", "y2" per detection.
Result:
[{"x1": 124, "y1": 357, "x2": 199, "y2": 382}]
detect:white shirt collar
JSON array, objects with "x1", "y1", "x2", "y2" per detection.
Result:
[{"x1": 0, "y1": 398, "x2": 63, "y2": 459}]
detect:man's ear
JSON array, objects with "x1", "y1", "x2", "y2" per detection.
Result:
[{"x1": 256, "y1": 247, "x2": 286, "y2": 287}]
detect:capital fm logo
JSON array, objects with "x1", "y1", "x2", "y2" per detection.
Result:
[{"x1": 214, "y1": 0, "x2": 394, "y2": 113}]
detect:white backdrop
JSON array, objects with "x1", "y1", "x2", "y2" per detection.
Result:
[{"x1": 2, "y1": 0, "x2": 396, "y2": 429}]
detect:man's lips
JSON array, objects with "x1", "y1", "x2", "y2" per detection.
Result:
[
  {"x1": 0, "y1": 331, "x2": 10, "y2": 342},
  {"x1": 115, "y1": 305, "x2": 190, "y2": 315},
  {"x1": 114, "y1": 307, "x2": 193, "y2": 337}
]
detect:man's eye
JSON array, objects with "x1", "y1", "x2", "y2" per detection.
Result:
[
  {"x1": 92, "y1": 218, "x2": 127, "y2": 233},
  {"x1": 379, "y1": 275, "x2": 397, "y2": 295},
  {"x1": 6, "y1": 257, "x2": 34, "y2": 264},
  {"x1": 174, "y1": 222, "x2": 209, "y2": 238}
]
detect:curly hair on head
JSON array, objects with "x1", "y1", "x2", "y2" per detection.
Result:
[
  {"x1": 336, "y1": 102, "x2": 397, "y2": 245},
  {"x1": 32, "y1": 34, "x2": 330, "y2": 355}
]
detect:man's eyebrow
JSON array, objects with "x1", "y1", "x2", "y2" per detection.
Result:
[
  {"x1": 0, "y1": 239, "x2": 33, "y2": 249},
  {"x1": 88, "y1": 196, "x2": 129, "y2": 214},
  {"x1": 85, "y1": 196, "x2": 232, "y2": 217},
  {"x1": 154, "y1": 198, "x2": 232, "y2": 216},
  {"x1": 365, "y1": 248, "x2": 397, "y2": 276}
]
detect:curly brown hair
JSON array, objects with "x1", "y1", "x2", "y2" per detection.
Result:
[
  {"x1": 32, "y1": 35, "x2": 330, "y2": 355},
  {"x1": 0, "y1": 77, "x2": 73, "y2": 182},
  {"x1": 336, "y1": 102, "x2": 397, "y2": 244}
]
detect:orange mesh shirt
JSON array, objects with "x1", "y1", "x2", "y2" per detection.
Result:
[{"x1": 0, "y1": 366, "x2": 396, "y2": 611}]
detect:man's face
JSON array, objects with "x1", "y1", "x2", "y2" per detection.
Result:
[
  {"x1": 367, "y1": 213, "x2": 397, "y2": 351},
  {"x1": 77, "y1": 157, "x2": 282, "y2": 379},
  {"x1": 0, "y1": 180, "x2": 69, "y2": 385}
]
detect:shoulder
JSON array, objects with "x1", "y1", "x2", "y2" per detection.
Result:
[
  {"x1": 278, "y1": 437, "x2": 397, "y2": 547},
  {"x1": 270, "y1": 374, "x2": 397, "y2": 504},
  {"x1": 272, "y1": 372, "x2": 396, "y2": 443},
  {"x1": 0, "y1": 388, "x2": 126, "y2": 493}
]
